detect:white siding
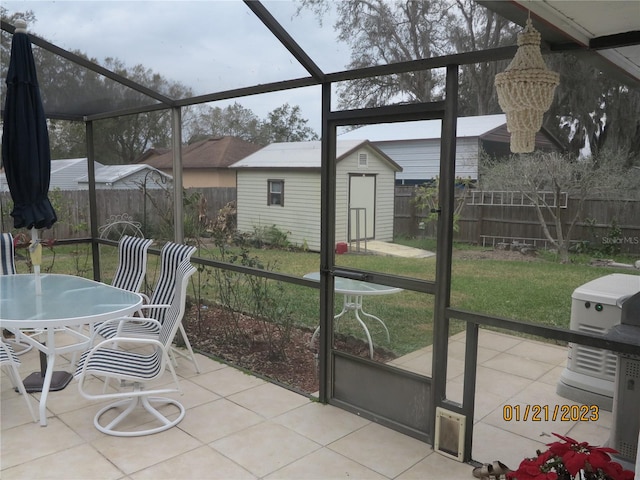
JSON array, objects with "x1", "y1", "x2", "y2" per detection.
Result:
[
  {"x1": 375, "y1": 138, "x2": 479, "y2": 183},
  {"x1": 237, "y1": 170, "x2": 322, "y2": 251},
  {"x1": 50, "y1": 159, "x2": 89, "y2": 191}
]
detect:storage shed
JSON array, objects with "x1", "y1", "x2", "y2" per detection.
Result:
[
  {"x1": 338, "y1": 114, "x2": 561, "y2": 185},
  {"x1": 231, "y1": 140, "x2": 402, "y2": 251}
]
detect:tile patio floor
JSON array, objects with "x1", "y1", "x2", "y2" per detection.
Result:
[{"x1": 1, "y1": 329, "x2": 615, "y2": 479}]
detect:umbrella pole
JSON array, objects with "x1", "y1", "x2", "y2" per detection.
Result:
[{"x1": 29, "y1": 227, "x2": 42, "y2": 295}]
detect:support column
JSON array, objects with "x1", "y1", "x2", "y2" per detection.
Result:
[
  {"x1": 319, "y1": 82, "x2": 336, "y2": 403},
  {"x1": 171, "y1": 107, "x2": 184, "y2": 244},
  {"x1": 431, "y1": 63, "x2": 459, "y2": 436},
  {"x1": 85, "y1": 120, "x2": 100, "y2": 281}
]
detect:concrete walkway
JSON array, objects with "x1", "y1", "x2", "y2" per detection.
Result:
[{"x1": 359, "y1": 240, "x2": 436, "y2": 259}]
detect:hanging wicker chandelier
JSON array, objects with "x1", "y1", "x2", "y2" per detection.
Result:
[{"x1": 495, "y1": 18, "x2": 559, "y2": 153}]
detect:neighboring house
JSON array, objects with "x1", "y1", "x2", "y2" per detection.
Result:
[
  {"x1": 231, "y1": 140, "x2": 402, "y2": 252},
  {"x1": 141, "y1": 136, "x2": 262, "y2": 188},
  {"x1": 1, "y1": 158, "x2": 87, "y2": 191},
  {"x1": 1, "y1": 158, "x2": 171, "y2": 192},
  {"x1": 338, "y1": 114, "x2": 562, "y2": 185}
]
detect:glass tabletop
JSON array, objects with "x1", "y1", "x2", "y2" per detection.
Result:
[
  {"x1": 0, "y1": 274, "x2": 142, "y2": 327},
  {"x1": 303, "y1": 272, "x2": 403, "y2": 296}
]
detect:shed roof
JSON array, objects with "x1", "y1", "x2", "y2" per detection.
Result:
[
  {"x1": 231, "y1": 140, "x2": 402, "y2": 171},
  {"x1": 338, "y1": 114, "x2": 508, "y2": 142},
  {"x1": 142, "y1": 137, "x2": 262, "y2": 170}
]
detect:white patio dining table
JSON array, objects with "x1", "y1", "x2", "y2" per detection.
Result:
[
  {"x1": 0, "y1": 273, "x2": 142, "y2": 426},
  {"x1": 304, "y1": 272, "x2": 403, "y2": 359}
]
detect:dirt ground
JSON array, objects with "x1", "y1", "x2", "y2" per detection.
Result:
[{"x1": 184, "y1": 304, "x2": 396, "y2": 394}]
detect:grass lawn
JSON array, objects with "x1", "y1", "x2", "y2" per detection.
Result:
[{"x1": 15, "y1": 239, "x2": 639, "y2": 357}]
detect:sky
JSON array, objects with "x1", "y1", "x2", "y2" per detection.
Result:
[{"x1": 2, "y1": 0, "x2": 351, "y2": 133}]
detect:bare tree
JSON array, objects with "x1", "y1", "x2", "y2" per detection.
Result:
[{"x1": 480, "y1": 151, "x2": 637, "y2": 263}]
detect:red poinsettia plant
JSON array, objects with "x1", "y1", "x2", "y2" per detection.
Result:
[{"x1": 506, "y1": 433, "x2": 635, "y2": 480}]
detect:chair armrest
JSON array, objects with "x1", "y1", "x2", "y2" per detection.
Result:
[
  {"x1": 92, "y1": 316, "x2": 162, "y2": 343},
  {"x1": 135, "y1": 303, "x2": 171, "y2": 320},
  {"x1": 138, "y1": 303, "x2": 171, "y2": 311},
  {"x1": 92, "y1": 335, "x2": 164, "y2": 352}
]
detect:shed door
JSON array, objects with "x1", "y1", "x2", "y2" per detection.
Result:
[{"x1": 349, "y1": 174, "x2": 375, "y2": 241}]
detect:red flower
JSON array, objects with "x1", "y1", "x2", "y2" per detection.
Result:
[
  {"x1": 586, "y1": 449, "x2": 615, "y2": 471},
  {"x1": 601, "y1": 460, "x2": 636, "y2": 480},
  {"x1": 562, "y1": 449, "x2": 589, "y2": 476},
  {"x1": 506, "y1": 459, "x2": 558, "y2": 480},
  {"x1": 507, "y1": 454, "x2": 558, "y2": 480},
  {"x1": 507, "y1": 433, "x2": 635, "y2": 480}
]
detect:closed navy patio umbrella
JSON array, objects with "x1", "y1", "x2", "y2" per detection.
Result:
[
  {"x1": 1, "y1": 23, "x2": 68, "y2": 393},
  {"x1": 2, "y1": 19, "x2": 57, "y2": 232}
]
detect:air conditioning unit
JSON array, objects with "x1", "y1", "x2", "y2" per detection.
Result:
[{"x1": 557, "y1": 274, "x2": 640, "y2": 411}]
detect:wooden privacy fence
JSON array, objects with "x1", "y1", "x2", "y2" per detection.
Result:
[
  {"x1": 0, "y1": 187, "x2": 236, "y2": 240},
  {"x1": 2, "y1": 186, "x2": 637, "y2": 254},
  {"x1": 395, "y1": 186, "x2": 640, "y2": 254}
]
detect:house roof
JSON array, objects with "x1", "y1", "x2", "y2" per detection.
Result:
[
  {"x1": 78, "y1": 164, "x2": 171, "y2": 184},
  {"x1": 230, "y1": 140, "x2": 402, "y2": 171},
  {"x1": 1, "y1": 157, "x2": 169, "y2": 191},
  {"x1": 49, "y1": 157, "x2": 87, "y2": 173},
  {"x1": 141, "y1": 137, "x2": 262, "y2": 170},
  {"x1": 338, "y1": 114, "x2": 509, "y2": 142}
]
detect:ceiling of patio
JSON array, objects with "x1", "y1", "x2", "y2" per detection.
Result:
[
  {"x1": 1, "y1": 0, "x2": 638, "y2": 123},
  {"x1": 478, "y1": 0, "x2": 640, "y2": 87}
]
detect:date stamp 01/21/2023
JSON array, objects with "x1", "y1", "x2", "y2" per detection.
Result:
[{"x1": 503, "y1": 404, "x2": 600, "y2": 422}]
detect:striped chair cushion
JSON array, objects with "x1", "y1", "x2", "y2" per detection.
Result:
[
  {"x1": 75, "y1": 347, "x2": 163, "y2": 380},
  {"x1": 100, "y1": 319, "x2": 160, "y2": 339},
  {"x1": 111, "y1": 236, "x2": 153, "y2": 293},
  {"x1": 0, "y1": 233, "x2": 16, "y2": 275},
  {"x1": 145, "y1": 242, "x2": 197, "y2": 323},
  {"x1": 0, "y1": 339, "x2": 21, "y2": 365}
]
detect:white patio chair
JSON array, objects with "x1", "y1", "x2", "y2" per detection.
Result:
[
  {"x1": 75, "y1": 259, "x2": 196, "y2": 436},
  {"x1": 94, "y1": 241, "x2": 200, "y2": 373},
  {"x1": 0, "y1": 339, "x2": 38, "y2": 422},
  {"x1": 1, "y1": 233, "x2": 33, "y2": 355}
]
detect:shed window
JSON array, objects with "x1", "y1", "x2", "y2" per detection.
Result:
[
  {"x1": 268, "y1": 180, "x2": 284, "y2": 206},
  {"x1": 358, "y1": 152, "x2": 368, "y2": 168}
]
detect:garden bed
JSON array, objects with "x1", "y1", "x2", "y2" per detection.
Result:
[{"x1": 184, "y1": 304, "x2": 397, "y2": 394}]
